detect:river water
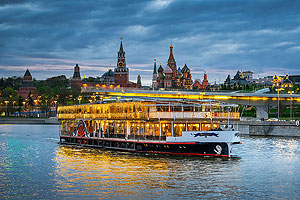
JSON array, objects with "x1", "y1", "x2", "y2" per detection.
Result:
[{"x1": 0, "y1": 124, "x2": 300, "y2": 199}]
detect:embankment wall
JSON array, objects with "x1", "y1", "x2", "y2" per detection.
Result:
[{"x1": 238, "y1": 121, "x2": 300, "y2": 137}]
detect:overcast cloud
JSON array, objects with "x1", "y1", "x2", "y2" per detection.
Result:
[{"x1": 1, "y1": 0, "x2": 300, "y2": 85}]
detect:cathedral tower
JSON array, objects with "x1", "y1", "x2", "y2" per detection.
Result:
[
  {"x1": 167, "y1": 43, "x2": 177, "y2": 86},
  {"x1": 152, "y1": 59, "x2": 158, "y2": 89},
  {"x1": 202, "y1": 67, "x2": 208, "y2": 89}
]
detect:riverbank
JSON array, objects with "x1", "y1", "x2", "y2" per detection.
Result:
[
  {"x1": 0, "y1": 117, "x2": 59, "y2": 125},
  {"x1": 238, "y1": 120, "x2": 300, "y2": 137}
]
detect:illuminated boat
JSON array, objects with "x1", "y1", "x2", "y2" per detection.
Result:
[{"x1": 58, "y1": 99, "x2": 241, "y2": 157}]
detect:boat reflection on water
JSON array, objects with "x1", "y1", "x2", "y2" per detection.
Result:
[
  {"x1": 54, "y1": 145, "x2": 171, "y2": 199},
  {"x1": 53, "y1": 145, "x2": 242, "y2": 199}
]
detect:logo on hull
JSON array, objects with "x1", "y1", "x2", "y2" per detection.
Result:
[{"x1": 194, "y1": 132, "x2": 219, "y2": 138}]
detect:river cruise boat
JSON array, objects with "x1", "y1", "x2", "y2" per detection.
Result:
[{"x1": 58, "y1": 99, "x2": 241, "y2": 157}]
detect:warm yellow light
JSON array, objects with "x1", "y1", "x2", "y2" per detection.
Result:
[{"x1": 213, "y1": 96, "x2": 230, "y2": 100}]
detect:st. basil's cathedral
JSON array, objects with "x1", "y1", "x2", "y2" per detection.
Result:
[{"x1": 152, "y1": 44, "x2": 208, "y2": 90}]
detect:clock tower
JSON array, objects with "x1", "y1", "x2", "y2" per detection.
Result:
[{"x1": 114, "y1": 37, "x2": 129, "y2": 87}]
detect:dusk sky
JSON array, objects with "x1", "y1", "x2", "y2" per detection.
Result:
[{"x1": 1, "y1": 0, "x2": 300, "y2": 85}]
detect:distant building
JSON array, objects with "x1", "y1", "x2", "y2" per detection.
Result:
[
  {"x1": 288, "y1": 75, "x2": 300, "y2": 85},
  {"x1": 99, "y1": 69, "x2": 114, "y2": 85},
  {"x1": 137, "y1": 75, "x2": 142, "y2": 88},
  {"x1": 100, "y1": 38, "x2": 139, "y2": 88},
  {"x1": 281, "y1": 74, "x2": 293, "y2": 88},
  {"x1": 241, "y1": 71, "x2": 253, "y2": 80},
  {"x1": 152, "y1": 44, "x2": 208, "y2": 90},
  {"x1": 70, "y1": 39, "x2": 140, "y2": 90},
  {"x1": 17, "y1": 68, "x2": 37, "y2": 99},
  {"x1": 225, "y1": 70, "x2": 248, "y2": 86},
  {"x1": 193, "y1": 68, "x2": 209, "y2": 90},
  {"x1": 71, "y1": 64, "x2": 83, "y2": 90}
]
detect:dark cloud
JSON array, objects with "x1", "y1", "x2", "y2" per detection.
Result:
[{"x1": 1, "y1": 0, "x2": 300, "y2": 85}]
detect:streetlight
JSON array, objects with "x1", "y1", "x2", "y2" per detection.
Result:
[
  {"x1": 288, "y1": 90, "x2": 294, "y2": 120},
  {"x1": 34, "y1": 99, "x2": 38, "y2": 107},
  {"x1": 275, "y1": 87, "x2": 284, "y2": 120},
  {"x1": 78, "y1": 96, "x2": 82, "y2": 104},
  {"x1": 4, "y1": 100, "x2": 9, "y2": 116},
  {"x1": 272, "y1": 75, "x2": 283, "y2": 121},
  {"x1": 54, "y1": 100, "x2": 57, "y2": 115},
  {"x1": 54, "y1": 100, "x2": 57, "y2": 107}
]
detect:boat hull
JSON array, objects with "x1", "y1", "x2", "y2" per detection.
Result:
[{"x1": 59, "y1": 136, "x2": 232, "y2": 157}]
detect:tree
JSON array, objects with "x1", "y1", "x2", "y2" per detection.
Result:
[
  {"x1": 27, "y1": 91, "x2": 34, "y2": 107},
  {"x1": 46, "y1": 75, "x2": 69, "y2": 88},
  {"x1": 2, "y1": 87, "x2": 17, "y2": 98}
]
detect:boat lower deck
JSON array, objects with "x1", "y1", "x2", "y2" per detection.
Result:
[{"x1": 59, "y1": 135, "x2": 231, "y2": 157}]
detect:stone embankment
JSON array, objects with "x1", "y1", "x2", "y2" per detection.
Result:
[
  {"x1": 0, "y1": 117, "x2": 59, "y2": 125},
  {"x1": 237, "y1": 120, "x2": 300, "y2": 137}
]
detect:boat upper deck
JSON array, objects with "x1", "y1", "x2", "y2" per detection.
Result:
[{"x1": 58, "y1": 100, "x2": 240, "y2": 121}]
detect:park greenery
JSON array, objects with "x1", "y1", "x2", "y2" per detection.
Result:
[{"x1": 0, "y1": 75, "x2": 83, "y2": 116}]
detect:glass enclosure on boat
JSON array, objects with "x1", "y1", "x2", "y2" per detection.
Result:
[{"x1": 58, "y1": 100, "x2": 240, "y2": 141}]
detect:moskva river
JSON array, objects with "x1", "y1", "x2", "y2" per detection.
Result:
[{"x1": 1, "y1": 125, "x2": 300, "y2": 199}]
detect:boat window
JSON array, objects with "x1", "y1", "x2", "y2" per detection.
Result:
[
  {"x1": 157, "y1": 106, "x2": 169, "y2": 112},
  {"x1": 196, "y1": 106, "x2": 204, "y2": 112},
  {"x1": 130, "y1": 122, "x2": 144, "y2": 137},
  {"x1": 201, "y1": 123, "x2": 211, "y2": 131},
  {"x1": 154, "y1": 123, "x2": 160, "y2": 136},
  {"x1": 173, "y1": 123, "x2": 186, "y2": 137},
  {"x1": 116, "y1": 122, "x2": 125, "y2": 134},
  {"x1": 212, "y1": 123, "x2": 220, "y2": 129},
  {"x1": 145, "y1": 123, "x2": 154, "y2": 136},
  {"x1": 187, "y1": 123, "x2": 200, "y2": 131},
  {"x1": 161, "y1": 123, "x2": 172, "y2": 137},
  {"x1": 183, "y1": 106, "x2": 193, "y2": 112},
  {"x1": 172, "y1": 106, "x2": 182, "y2": 112}
]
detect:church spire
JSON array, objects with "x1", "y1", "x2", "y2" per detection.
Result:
[
  {"x1": 118, "y1": 37, "x2": 125, "y2": 58},
  {"x1": 153, "y1": 59, "x2": 157, "y2": 74},
  {"x1": 168, "y1": 43, "x2": 175, "y2": 63},
  {"x1": 204, "y1": 66, "x2": 207, "y2": 80},
  {"x1": 119, "y1": 37, "x2": 124, "y2": 53},
  {"x1": 117, "y1": 37, "x2": 126, "y2": 68}
]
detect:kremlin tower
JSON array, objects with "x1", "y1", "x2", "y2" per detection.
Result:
[
  {"x1": 70, "y1": 38, "x2": 140, "y2": 90},
  {"x1": 114, "y1": 37, "x2": 129, "y2": 87},
  {"x1": 17, "y1": 68, "x2": 37, "y2": 99},
  {"x1": 71, "y1": 64, "x2": 83, "y2": 90}
]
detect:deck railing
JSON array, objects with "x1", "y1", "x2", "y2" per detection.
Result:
[{"x1": 58, "y1": 111, "x2": 239, "y2": 120}]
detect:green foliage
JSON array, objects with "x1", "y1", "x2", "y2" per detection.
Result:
[
  {"x1": 0, "y1": 76, "x2": 23, "y2": 90},
  {"x1": 46, "y1": 75, "x2": 69, "y2": 88},
  {"x1": 82, "y1": 77, "x2": 101, "y2": 82},
  {"x1": 2, "y1": 87, "x2": 16, "y2": 98}
]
